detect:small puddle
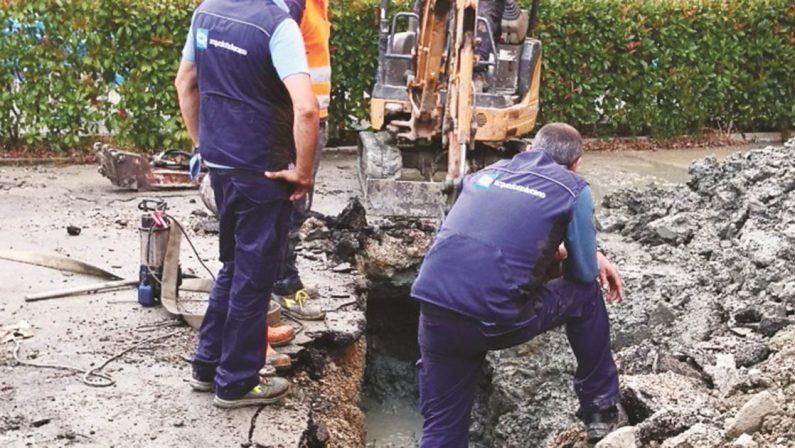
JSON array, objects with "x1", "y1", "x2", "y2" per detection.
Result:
[{"x1": 363, "y1": 396, "x2": 423, "y2": 447}]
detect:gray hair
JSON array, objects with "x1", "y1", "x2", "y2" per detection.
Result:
[{"x1": 531, "y1": 123, "x2": 583, "y2": 166}]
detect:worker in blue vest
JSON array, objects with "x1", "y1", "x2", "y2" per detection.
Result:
[
  {"x1": 175, "y1": 0, "x2": 319, "y2": 408},
  {"x1": 411, "y1": 123, "x2": 625, "y2": 445}
]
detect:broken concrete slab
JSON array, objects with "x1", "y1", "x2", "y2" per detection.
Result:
[
  {"x1": 731, "y1": 433, "x2": 759, "y2": 448},
  {"x1": 659, "y1": 423, "x2": 723, "y2": 448},
  {"x1": 594, "y1": 426, "x2": 636, "y2": 448},
  {"x1": 705, "y1": 353, "x2": 740, "y2": 398},
  {"x1": 725, "y1": 391, "x2": 780, "y2": 438}
]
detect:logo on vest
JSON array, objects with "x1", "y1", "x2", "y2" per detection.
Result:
[
  {"x1": 196, "y1": 28, "x2": 209, "y2": 50},
  {"x1": 493, "y1": 180, "x2": 546, "y2": 199},
  {"x1": 208, "y1": 38, "x2": 248, "y2": 56},
  {"x1": 474, "y1": 173, "x2": 497, "y2": 190}
]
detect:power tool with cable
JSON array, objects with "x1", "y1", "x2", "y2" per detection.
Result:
[{"x1": 137, "y1": 199, "x2": 181, "y2": 306}]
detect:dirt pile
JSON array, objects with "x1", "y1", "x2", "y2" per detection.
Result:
[
  {"x1": 292, "y1": 198, "x2": 435, "y2": 299},
  {"x1": 473, "y1": 140, "x2": 795, "y2": 447},
  {"x1": 592, "y1": 140, "x2": 795, "y2": 447}
]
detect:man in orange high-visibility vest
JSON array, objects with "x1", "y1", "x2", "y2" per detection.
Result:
[{"x1": 272, "y1": 0, "x2": 331, "y2": 321}]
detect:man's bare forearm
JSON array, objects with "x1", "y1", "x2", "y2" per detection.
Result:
[
  {"x1": 178, "y1": 89, "x2": 199, "y2": 146},
  {"x1": 293, "y1": 106, "x2": 318, "y2": 178},
  {"x1": 283, "y1": 73, "x2": 320, "y2": 179},
  {"x1": 175, "y1": 60, "x2": 199, "y2": 146}
]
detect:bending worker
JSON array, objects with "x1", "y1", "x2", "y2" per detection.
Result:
[
  {"x1": 411, "y1": 123, "x2": 625, "y2": 445},
  {"x1": 175, "y1": 0, "x2": 319, "y2": 408}
]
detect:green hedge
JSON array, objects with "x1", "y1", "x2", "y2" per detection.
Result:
[
  {"x1": 1, "y1": 0, "x2": 793, "y2": 151},
  {"x1": 0, "y1": 0, "x2": 195, "y2": 150},
  {"x1": 535, "y1": 0, "x2": 794, "y2": 136}
]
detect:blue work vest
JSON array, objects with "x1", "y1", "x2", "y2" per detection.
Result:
[
  {"x1": 411, "y1": 150, "x2": 588, "y2": 330},
  {"x1": 193, "y1": 0, "x2": 295, "y2": 173}
]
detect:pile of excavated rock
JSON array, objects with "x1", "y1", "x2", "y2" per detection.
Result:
[
  {"x1": 590, "y1": 139, "x2": 795, "y2": 448},
  {"x1": 474, "y1": 140, "x2": 795, "y2": 448},
  {"x1": 298, "y1": 198, "x2": 435, "y2": 298}
]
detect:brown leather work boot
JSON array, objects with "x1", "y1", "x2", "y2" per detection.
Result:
[
  {"x1": 264, "y1": 343, "x2": 292, "y2": 374},
  {"x1": 268, "y1": 323, "x2": 295, "y2": 347}
]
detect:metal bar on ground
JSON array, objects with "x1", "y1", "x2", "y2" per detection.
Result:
[{"x1": 25, "y1": 279, "x2": 138, "y2": 302}]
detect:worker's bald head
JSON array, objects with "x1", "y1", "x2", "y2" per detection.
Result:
[{"x1": 531, "y1": 123, "x2": 583, "y2": 168}]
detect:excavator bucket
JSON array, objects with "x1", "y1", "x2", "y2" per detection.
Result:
[
  {"x1": 94, "y1": 143, "x2": 196, "y2": 191},
  {"x1": 357, "y1": 131, "x2": 444, "y2": 218},
  {"x1": 360, "y1": 177, "x2": 444, "y2": 218}
]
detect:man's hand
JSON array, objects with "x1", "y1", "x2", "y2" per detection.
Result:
[
  {"x1": 264, "y1": 169, "x2": 313, "y2": 201},
  {"x1": 596, "y1": 252, "x2": 624, "y2": 303}
]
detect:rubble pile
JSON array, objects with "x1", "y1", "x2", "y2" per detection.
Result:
[
  {"x1": 592, "y1": 140, "x2": 795, "y2": 447},
  {"x1": 298, "y1": 198, "x2": 435, "y2": 298},
  {"x1": 192, "y1": 196, "x2": 434, "y2": 286},
  {"x1": 473, "y1": 140, "x2": 795, "y2": 447}
]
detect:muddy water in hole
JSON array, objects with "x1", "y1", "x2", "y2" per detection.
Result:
[{"x1": 361, "y1": 144, "x2": 765, "y2": 446}]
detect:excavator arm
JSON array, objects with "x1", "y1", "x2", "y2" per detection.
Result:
[
  {"x1": 400, "y1": 0, "x2": 479, "y2": 193},
  {"x1": 362, "y1": 0, "x2": 543, "y2": 217},
  {"x1": 407, "y1": 0, "x2": 452, "y2": 139},
  {"x1": 443, "y1": 0, "x2": 478, "y2": 195}
]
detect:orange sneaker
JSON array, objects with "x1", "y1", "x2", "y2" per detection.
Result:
[{"x1": 268, "y1": 323, "x2": 295, "y2": 347}]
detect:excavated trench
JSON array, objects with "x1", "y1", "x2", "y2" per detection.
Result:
[
  {"x1": 351, "y1": 143, "x2": 783, "y2": 447},
  {"x1": 361, "y1": 291, "x2": 423, "y2": 446}
]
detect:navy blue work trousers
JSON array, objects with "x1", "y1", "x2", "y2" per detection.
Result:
[
  {"x1": 477, "y1": 0, "x2": 504, "y2": 62},
  {"x1": 273, "y1": 120, "x2": 326, "y2": 295},
  {"x1": 417, "y1": 278, "x2": 620, "y2": 447},
  {"x1": 192, "y1": 171, "x2": 291, "y2": 400}
]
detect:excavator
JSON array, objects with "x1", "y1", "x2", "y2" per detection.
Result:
[
  {"x1": 358, "y1": 0, "x2": 542, "y2": 217},
  {"x1": 96, "y1": 0, "x2": 542, "y2": 220}
]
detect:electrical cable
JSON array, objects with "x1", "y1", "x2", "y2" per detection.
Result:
[
  {"x1": 280, "y1": 312, "x2": 305, "y2": 336},
  {"x1": 134, "y1": 319, "x2": 184, "y2": 333},
  {"x1": 8, "y1": 329, "x2": 183, "y2": 388}
]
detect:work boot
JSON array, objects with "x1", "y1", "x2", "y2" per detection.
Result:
[
  {"x1": 189, "y1": 371, "x2": 213, "y2": 392},
  {"x1": 259, "y1": 364, "x2": 276, "y2": 377},
  {"x1": 259, "y1": 344, "x2": 292, "y2": 376},
  {"x1": 267, "y1": 301, "x2": 283, "y2": 327},
  {"x1": 272, "y1": 288, "x2": 325, "y2": 321},
  {"x1": 266, "y1": 343, "x2": 292, "y2": 373},
  {"x1": 268, "y1": 323, "x2": 295, "y2": 347},
  {"x1": 581, "y1": 404, "x2": 628, "y2": 443},
  {"x1": 212, "y1": 377, "x2": 290, "y2": 409},
  {"x1": 303, "y1": 285, "x2": 320, "y2": 300}
]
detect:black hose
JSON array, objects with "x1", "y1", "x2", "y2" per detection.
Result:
[{"x1": 528, "y1": 0, "x2": 539, "y2": 36}]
